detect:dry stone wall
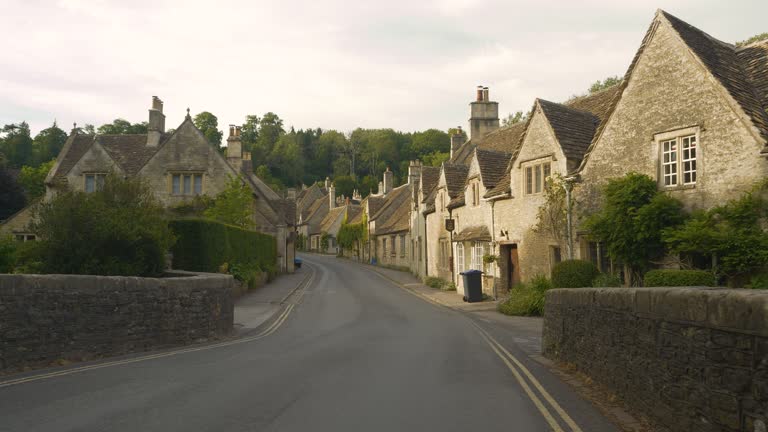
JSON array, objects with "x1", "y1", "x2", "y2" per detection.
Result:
[
  {"x1": 543, "y1": 287, "x2": 768, "y2": 432},
  {"x1": 0, "y1": 271, "x2": 234, "y2": 373}
]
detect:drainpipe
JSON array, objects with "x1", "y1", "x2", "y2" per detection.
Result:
[
  {"x1": 564, "y1": 178, "x2": 575, "y2": 260},
  {"x1": 490, "y1": 200, "x2": 497, "y2": 300}
]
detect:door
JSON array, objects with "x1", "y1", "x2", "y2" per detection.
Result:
[{"x1": 510, "y1": 245, "x2": 521, "y2": 287}]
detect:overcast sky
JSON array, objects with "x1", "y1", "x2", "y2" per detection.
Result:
[{"x1": 2, "y1": 0, "x2": 767, "y2": 135}]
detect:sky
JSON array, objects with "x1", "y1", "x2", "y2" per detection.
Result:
[{"x1": 2, "y1": 0, "x2": 767, "y2": 136}]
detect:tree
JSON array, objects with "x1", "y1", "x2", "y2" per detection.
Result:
[
  {"x1": 193, "y1": 112, "x2": 223, "y2": 147},
  {"x1": 533, "y1": 174, "x2": 569, "y2": 252},
  {"x1": 268, "y1": 132, "x2": 305, "y2": 187},
  {"x1": 588, "y1": 76, "x2": 622, "y2": 94},
  {"x1": 0, "y1": 122, "x2": 33, "y2": 168},
  {"x1": 736, "y1": 32, "x2": 768, "y2": 47},
  {"x1": 204, "y1": 176, "x2": 254, "y2": 228},
  {"x1": 0, "y1": 165, "x2": 26, "y2": 219},
  {"x1": 30, "y1": 174, "x2": 175, "y2": 276},
  {"x1": 252, "y1": 112, "x2": 284, "y2": 163},
  {"x1": 333, "y1": 175, "x2": 356, "y2": 198},
  {"x1": 502, "y1": 111, "x2": 529, "y2": 127},
  {"x1": 422, "y1": 151, "x2": 449, "y2": 167},
  {"x1": 584, "y1": 173, "x2": 685, "y2": 285},
  {"x1": 97, "y1": 119, "x2": 148, "y2": 135},
  {"x1": 32, "y1": 121, "x2": 67, "y2": 165},
  {"x1": 255, "y1": 164, "x2": 285, "y2": 192},
  {"x1": 18, "y1": 160, "x2": 55, "y2": 200},
  {"x1": 240, "y1": 115, "x2": 260, "y2": 153},
  {"x1": 411, "y1": 129, "x2": 450, "y2": 155}
]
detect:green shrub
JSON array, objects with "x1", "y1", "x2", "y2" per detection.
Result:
[
  {"x1": 551, "y1": 260, "x2": 599, "y2": 288},
  {"x1": 229, "y1": 262, "x2": 263, "y2": 289},
  {"x1": 592, "y1": 273, "x2": 623, "y2": 287},
  {"x1": 497, "y1": 275, "x2": 552, "y2": 316},
  {"x1": 444, "y1": 282, "x2": 457, "y2": 291},
  {"x1": 747, "y1": 271, "x2": 768, "y2": 289},
  {"x1": 30, "y1": 174, "x2": 175, "y2": 276},
  {"x1": 424, "y1": 276, "x2": 446, "y2": 289},
  {"x1": 0, "y1": 235, "x2": 16, "y2": 273},
  {"x1": 170, "y1": 219, "x2": 276, "y2": 275},
  {"x1": 643, "y1": 269, "x2": 716, "y2": 287}
]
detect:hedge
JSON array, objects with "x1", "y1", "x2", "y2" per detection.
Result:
[
  {"x1": 551, "y1": 260, "x2": 599, "y2": 288},
  {"x1": 643, "y1": 269, "x2": 716, "y2": 287},
  {"x1": 170, "y1": 219, "x2": 276, "y2": 274}
]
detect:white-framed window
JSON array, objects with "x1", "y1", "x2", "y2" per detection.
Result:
[
  {"x1": 456, "y1": 243, "x2": 465, "y2": 274},
  {"x1": 84, "y1": 173, "x2": 106, "y2": 193},
  {"x1": 469, "y1": 180, "x2": 480, "y2": 206},
  {"x1": 440, "y1": 239, "x2": 448, "y2": 267},
  {"x1": 657, "y1": 129, "x2": 698, "y2": 188},
  {"x1": 524, "y1": 161, "x2": 551, "y2": 195},
  {"x1": 171, "y1": 173, "x2": 204, "y2": 195},
  {"x1": 471, "y1": 241, "x2": 485, "y2": 270},
  {"x1": 15, "y1": 234, "x2": 36, "y2": 242}
]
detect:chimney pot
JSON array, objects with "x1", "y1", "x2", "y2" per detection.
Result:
[
  {"x1": 476, "y1": 86, "x2": 483, "y2": 102},
  {"x1": 482, "y1": 87, "x2": 489, "y2": 102}
]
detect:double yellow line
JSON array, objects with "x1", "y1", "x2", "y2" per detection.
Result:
[{"x1": 0, "y1": 265, "x2": 316, "y2": 390}]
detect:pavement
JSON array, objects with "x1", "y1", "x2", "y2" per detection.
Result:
[
  {"x1": 234, "y1": 267, "x2": 312, "y2": 335},
  {"x1": 0, "y1": 253, "x2": 622, "y2": 432}
]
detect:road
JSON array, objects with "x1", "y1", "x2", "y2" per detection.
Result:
[{"x1": 0, "y1": 254, "x2": 619, "y2": 432}]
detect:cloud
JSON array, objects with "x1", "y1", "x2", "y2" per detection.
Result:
[{"x1": 1, "y1": 0, "x2": 766, "y2": 135}]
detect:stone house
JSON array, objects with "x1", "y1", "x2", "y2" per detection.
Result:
[
  {"x1": 573, "y1": 10, "x2": 768, "y2": 273},
  {"x1": 409, "y1": 164, "x2": 439, "y2": 278},
  {"x1": 367, "y1": 167, "x2": 416, "y2": 268},
  {"x1": 2, "y1": 97, "x2": 296, "y2": 272}
]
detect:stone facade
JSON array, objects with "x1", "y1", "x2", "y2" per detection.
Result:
[
  {"x1": 0, "y1": 271, "x2": 234, "y2": 373},
  {"x1": 543, "y1": 287, "x2": 768, "y2": 432}
]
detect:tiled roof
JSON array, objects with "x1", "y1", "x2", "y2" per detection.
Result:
[
  {"x1": 447, "y1": 195, "x2": 465, "y2": 210},
  {"x1": 371, "y1": 184, "x2": 409, "y2": 222},
  {"x1": 319, "y1": 206, "x2": 346, "y2": 233},
  {"x1": 737, "y1": 40, "x2": 768, "y2": 150},
  {"x1": 661, "y1": 10, "x2": 768, "y2": 144},
  {"x1": 374, "y1": 185, "x2": 412, "y2": 235},
  {"x1": 420, "y1": 166, "x2": 440, "y2": 202},
  {"x1": 51, "y1": 134, "x2": 94, "y2": 180},
  {"x1": 449, "y1": 121, "x2": 527, "y2": 166},
  {"x1": 367, "y1": 195, "x2": 386, "y2": 218},
  {"x1": 537, "y1": 99, "x2": 599, "y2": 164},
  {"x1": 443, "y1": 163, "x2": 469, "y2": 199},
  {"x1": 453, "y1": 225, "x2": 491, "y2": 242},
  {"x1": 305, "y1": 196, "x2": 330, "y2": 233},
  {"x1": 484, "y1": 171, "x2": 511, "y2": 199},
  {"x1": 98, "y1": 134, "x2": 164, "y2": 175},
  {"x1": 475, "y1": 148, "x2": 511, "y2": 189}
]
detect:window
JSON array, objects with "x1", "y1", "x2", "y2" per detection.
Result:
[
  {"x1": 660, "y1": 134, "x2": 697, "y2": 187},
  {"x1": 15, "y1": 234, "x2": 36, "y2": 242},
  {"x1": 440, "y1": 192, "x2": 445, "y2": 212},
  {"x1": 171, "y1": 173, "x2": 204, "y2": 196},
  {"x1": 470, "y1": 181, "x2": 480, "y2": 206},
  {"x1": 456, "y1": 243, "x2": 465, "y2": 274},
  {"x1": 84, "y1": 173, "x2": 105, "y2": 193},
  {"x1": 587, "y1": 241, "x2": 611, "y2": 273},
  {"x1": 382, "y1": 238, "x2": 387, "y2": 257},
  {"x1": 550, "y1": 246, "x2": 562, "y2": 270},
  {"x1": 418, "y1": 237, "x2": 422, "y2": 262},
  {"x1": 523, "y1": 162, "x2": 551, "y2": 195},
  {"x1": 471, "y1": 241, "x2": 485, "y2": 270},
  {"x1": 400, "y1": 235, "x2": 405, "y2": 257},
  {"x1": 439, "y1": 239, "x2": 448, "y2": 266}
]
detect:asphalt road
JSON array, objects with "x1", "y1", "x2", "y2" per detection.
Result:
[{"x1": 0, "y1": 254, "x2": 619, "y2": 432}]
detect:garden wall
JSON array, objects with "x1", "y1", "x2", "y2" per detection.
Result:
[
  {"x1": 543, "y1": 287, "x2": 768, "y2": 432},
  {"x1": 0, "y1": 271, "x2": 234, "y2": 373}
]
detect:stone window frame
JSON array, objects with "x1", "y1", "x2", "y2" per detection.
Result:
[
  {"x1": 466, "y1": 176, "x2": 481, "y2": 206},
  {"x1": 456, "y1": 242, "x2": 465, "y2": 274},
  {"x1": 400, "y1": 235, "x2": 406, "y2": 258},
  {"x1": 169, "y1": 171, "x2": 205, "y2": 196},
  {"x1": 520, "y1": 158, "x2": 552, "y2": 196},
  {"x1": 83, "y1": 172, "x2": 107, "y2": 193},
  {"x1": 654, "y1": 126, "x2": 701, "y2": 190}
]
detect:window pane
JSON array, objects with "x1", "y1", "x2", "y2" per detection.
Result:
[
  {"x1": 525, "y1": 167, "x2": 533, "y2": 194},
  {"x1": 183, "y1": 175, "x2": 191, "y2": 194},
  {"x1": 194, "y1": 175, "x2": 203, "y2": 194},
  {"x1": 172, "y1": 175, "x2": 180, "y2": 194},
  {"x1": 543, "y1": 163, "x2": 551, "y2": 180},
  {"x1": 661, "y1": 139, "x2": 678, "y2": 186},
  {"x1": 681, "y1": 135, "x2": 697, "y2": 185},
  {"x1": 95, "y1": 174, "x2": 105, "y2": 190},
  {"x1": 535, "y1": 165, "x2": 542, "y2": 193},
  {"x1": 85, "y1": 175, "x2": 95, "y2": 193}
]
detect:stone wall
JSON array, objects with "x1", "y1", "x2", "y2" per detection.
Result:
[
  {"x1": 543, "y1": 287, "x2": 768, "y2": 432},
  {"x1": 0, "y1": 271, "x2": 234, "y2": 373}
]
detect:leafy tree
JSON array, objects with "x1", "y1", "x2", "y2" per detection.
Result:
[
  {"x1": 584, "y1": 173, "x2": 685, "y2": 285},
  {"x1": 97, "y1": 118, "x2": 148, "y2": 135},
  {"x1": 82, "y1": 124, "x2": 96, "y2": 134},
  {"x1": 588, "y1": 76, "x2": 622, "y2": 94},
  {"x1": 422, "y1": 151, "x2": 449, "y2": 168},
  {"x1": 533, "y1": 174, "x2": 569, "y2": 253},
  {"x1": 18, "y1": 160, "x2": 55, "y2": 200},
  {"x1": 736, "y1": 32, "x2": 768, "y2": 47},
  {"x1": 502, "y1": 110, "x2": 529, "y2": 127},
  {"x1": 664, "y1": 181, "x2": 768, "y2": 285},
  {"x1": 410, "y1": 129, "x2": 450, "y2": 156},
  {"x1": 193, "y1": 112, "x2": 223, "y2": 147},
  {"x1": 255, "y1": 164, "x2": 285, "y2": 191},
  {"x1": 252, "y1": 112, "x2": 284, "y2": 163},
  {"x1": 30, "y1": 174, "x2": 175, "y2": 276},
  {"x1": 0, "y1": 165, "x2": 26, "y2": 219},
  {"x1": 32, "y1": 121, "x2": 67, "y2": 164},
  {"x1": 204, "y1": 176, "x2": 253, "y2": 228},
  {"x1": 0, "y1": 122, "x2": 33, "y2": 168},
  {"x1": 240, "y1": 115, "x2": 260, "y2": 153},
  {"x1": 333, "y1": 175, "x2": 356, "y2": 198},
  {"x1": 268, "y1": 132, "x2": 305, "y2": 186}
]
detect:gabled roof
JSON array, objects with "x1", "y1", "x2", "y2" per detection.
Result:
[
  {"x1": 49, "y1": 134, "x2": 96, "y2": 181},
  {"x1": 367, "y1": 195, "x2": 386, "y2": 219},
  {"x1": 319, "y1": 206, "x2": 346, "y2": 234},
  {"x1": 98, "y1": 134, "x2": 165, "y2": 176},
  {"x1": 373, "y1": 185, "x2": 412, "y2": 235},
  {"x1": 370, "y1": 184, "x2": 410, "y2": 222},
  {"x1": 537, "y1": 99, "x2": 599, "y2": 164},
  {"x1": 443, "y1": 163, "x2": 469, "y2": 198},
  {"x1": 661, "y1": 10, "x2": 768, "y2": 144},
  {"x1": 420, "y1": 166, "x2": 440, "y2": 202},
  {"x1": 304, "y1": 195, "x2": 330, "y2": 228},
  {"x1": 484, "y1": 171, "x2": 511, "y2": 199},
  {"x1": 737, "y1": 39, "x2": 768, "y2": 112},
  {"x1": 475, "y1": 148, "x2": 511, "y2": 189},
  {"x1": 449, "y1": 121, "x2": 527, "y2": 166}
]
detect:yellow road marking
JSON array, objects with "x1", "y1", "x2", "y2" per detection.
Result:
[{"x1": 0, "y1": 264, "x2": 318, "y2": 390}]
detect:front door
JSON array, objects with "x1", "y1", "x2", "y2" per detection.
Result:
[{"x1": 510, "y1": 245, "x2": 521, "y2": 287}]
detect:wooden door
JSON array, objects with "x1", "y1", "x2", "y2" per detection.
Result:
[{"x1": 510, "y1": 245, "x2": 521, "y2": 287}]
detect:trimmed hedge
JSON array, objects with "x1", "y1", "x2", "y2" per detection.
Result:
[
  {"x1": 551, "y1": 260, "x2": 599, "y2": 288},
  {"x1": 170, "y1": 219, "x2": 276, "y2": 274},
  {"x1": 643, "y1": 269, "x2": 716, "y2": 287}
]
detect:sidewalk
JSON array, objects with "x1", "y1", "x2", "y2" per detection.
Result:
[
  {"x1": 368, "y1": 265, "x2": 500, "y2": 312},
  {"x1": 233, "y1": 267, "x2": 311, "y2": 335}
]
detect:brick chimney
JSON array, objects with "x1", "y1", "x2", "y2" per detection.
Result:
[
  {"x1": 226, "y1": 125, "x2": 243, "y2": 173},
  {"x1": 329, "y1": 183, "x2": 336, "y2": 210},
  {"x1": 450, "y1": 126, "x2": 466, "y2": 159},
  {"x1": 147, "y1": 96, "x2": 165, "y2": 147},
  {"x1": 469, "y1": 85, "x2": 499, "y2": 144},
  {"x1": 383, "y1": 167, "x2": 394, "y2": 195},
  {"x1": 408, "y1": 160, "x2": 421, "y2": 185}
]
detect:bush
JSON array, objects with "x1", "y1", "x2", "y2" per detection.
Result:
[
  {"x1": 0, "y1": 235, "x2": 16, "y2": 273},
  {"x1": 551, "y1": 260, "x2": 599, "y2": 288},
  {"x1": 30, "y1": 174, "x2": 175, "y2": 276},
  {"x1": 497, "y1": 275, "x2": 552, "y2": 316},
  {"x1": 424, "y1": 276, "x2": 447, "y2": 289},
  {"x1": 643, "y1": 269, "x2": 716, "y2": 287},
  {"x1": 592, "y1": 273, "x2": 623, "y2": 287},
  {"x1": 170, "y1": 219, "x2": 277, "y2": 275},
  {"x1": 229, "y1": 262, "x2": 263, "y2": 289},
  {"x1": 747, "y1": 271, "x2": 768, "y2": 289}
]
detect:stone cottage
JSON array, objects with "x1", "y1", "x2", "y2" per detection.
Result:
[{"x1": 2, "y1": 97, "x2": 297, "y2": 272}]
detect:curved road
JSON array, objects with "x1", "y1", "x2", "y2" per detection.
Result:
[{"x1": 0, "y1": 254, "x2": 618, "y2": 432}]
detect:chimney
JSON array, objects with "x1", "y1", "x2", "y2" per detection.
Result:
[
  {"x1": 450, "y1": 126, "x2": 466, "y2": 159},
  {"x1": 378, "y1": 181, "x2": 384, "y2": 195},
  {"x1": 147, "y1": 96, "x2": 166, "y2": 147},
  {"x1": 469, "y1": 86, "x2": 499, "y2": 144},
  {"x1": 226, "y1": 124, "x2": 243, "y2": 173},
  {"x1": 383, "y1": 167, "x2": 394, "y2": 195},
  {"x1": 325, "y1": 177, "x2": 331, "y2": 189},
  {"x1": 408, "y1": 160, "x2": 421, "y2": 185},
  {"x1": 329, "y1": 183, "x2": 336, "y2": 210},
  {"x1": 286, "y1": 187, "x2": 297, "y2": 200}
]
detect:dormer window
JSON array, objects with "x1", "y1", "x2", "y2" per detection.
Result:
[
  {"x1": 523, "y1": 161, "x2": 551, "y2": 195},
  {"x1": 84, "y1": 173, "x2": 106, "y2": 193}
]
